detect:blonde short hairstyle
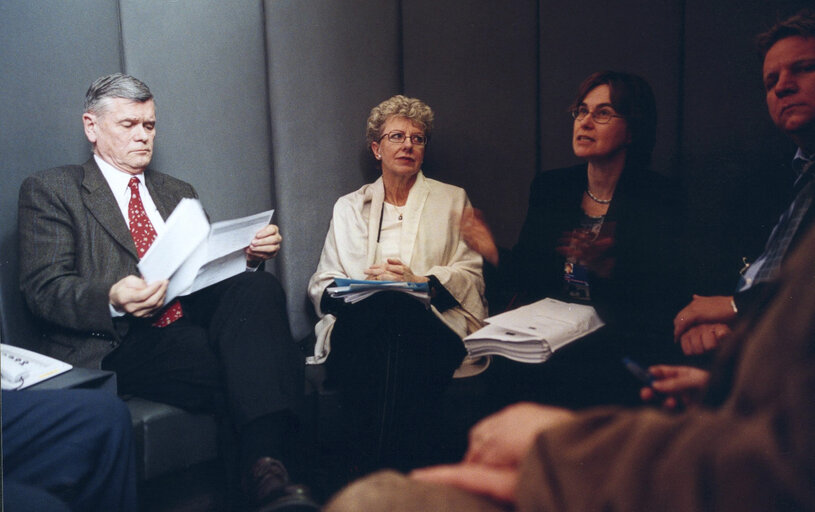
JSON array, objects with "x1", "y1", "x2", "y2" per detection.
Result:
[{"x1": 365, "y1": 95, "x2": 434, "y2": 146}]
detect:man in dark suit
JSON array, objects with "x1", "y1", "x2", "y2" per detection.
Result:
[{"x1": 18, "y1": 73, "x2": 317, "y2": 511}]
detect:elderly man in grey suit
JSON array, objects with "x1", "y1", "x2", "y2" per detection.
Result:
[{"x1": 18, "y1": 73, "x2": 318, "y2": 511}]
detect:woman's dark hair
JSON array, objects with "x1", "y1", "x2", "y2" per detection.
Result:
[{"x1": 569, "y1": 71, "x2": 657, "y2": 167}]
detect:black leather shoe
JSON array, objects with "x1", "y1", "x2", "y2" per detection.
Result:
[
  {"x1": 243, "y1": 457, "x2": 320, "y2": 511},
  {"x1": 243, "y1": 457, "x2": 289, "y2": 506},
  {"x1": 257, "y1": 484, "x2": 320, "y2": 512}
]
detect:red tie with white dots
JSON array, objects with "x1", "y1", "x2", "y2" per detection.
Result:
[{"x1": 128, "y1": 177, "x2": 183, "y2": 327}]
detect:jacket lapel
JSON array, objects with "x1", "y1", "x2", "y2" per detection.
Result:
[
  {"x1": 80, "y1": 159, "x2": 139, "y2": 260},
  {"x1": 143, "y1": 171, "x2": 175, "y2": 220}
]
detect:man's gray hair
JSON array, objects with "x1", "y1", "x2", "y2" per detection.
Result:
[{"x1": 84, "y1": 73, "x2": 153, "y2": 114}]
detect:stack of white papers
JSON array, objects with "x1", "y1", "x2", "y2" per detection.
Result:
[
  {"x1": 464, "y1": 298, "x2": 605, "y2": 363},
  {"x1": 327, "y1": 278, "x2": 431, "y2": 307}
]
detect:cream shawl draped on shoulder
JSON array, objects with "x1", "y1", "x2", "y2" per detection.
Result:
[{"x1": 307, "y1": 171, "x2": 487, "y2": 365}]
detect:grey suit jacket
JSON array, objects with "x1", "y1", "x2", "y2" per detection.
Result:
[{"x1": 18, "y1": 158, "x2": 197, "y2": 368}]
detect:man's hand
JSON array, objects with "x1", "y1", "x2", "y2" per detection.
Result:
[
  {"x1": 461, "y1": 207, "x2": 499, "y2": 266},
  {"x1": 640, "y1": 364, "x2": 710, "y2": 410},
  {"x1": 673, "y1": 294, "x2": 737, "y2": 342},
  {"x1": 679, "y1": 323, "x2": 732, "y2": 355},
  {"x1": 463, "y1": 402, "x2": 574, "y2": 467},
  {"x1": 109, "y1": 275, "x2": 167, "y2": 317},
  {"x1": 363, "y1": 258, "x2": 429, "y2": 283},
  {"x1": 408, "y1": 403, "x2": 574, "y2": 505},
  {"x1": 411, "y1": 464, "x2": 518, "y2": 504},
  {"x1": 246, "y1": 224, "x2": 282, "y2": 265}
]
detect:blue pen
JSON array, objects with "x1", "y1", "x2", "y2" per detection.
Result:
[{"x1": 621, "y1": 356, "x2": 655, "y2": 386}]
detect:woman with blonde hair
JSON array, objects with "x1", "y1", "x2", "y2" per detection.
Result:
[{"x1": 308, "y1": 95, "x2": 487, "y2": 478}]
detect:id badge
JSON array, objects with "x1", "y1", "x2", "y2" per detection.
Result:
[{"x1": 564, "y1": 262, "x2": 591, "y2": 300}]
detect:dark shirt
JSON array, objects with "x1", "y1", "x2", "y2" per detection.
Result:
[{"x1": 737, "y1": 149, "x2": 815, "y2": 292}]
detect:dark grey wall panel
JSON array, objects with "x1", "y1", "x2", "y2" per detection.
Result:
[
  {"x1": 265, "y1": 0, "x2": 401, "y2": 338},
  {"x1": 539, "y1": 0, "x2": 683, "y2": 177},
  {"x1": 120, "y1": 0, "x2": 274, "y2": 222},
  {"x1": 0, "y1": 0, "x2": 122, "y2": 343},
  {"x1": 402, "y1": 0, "x2": 539, "y2": 248}
]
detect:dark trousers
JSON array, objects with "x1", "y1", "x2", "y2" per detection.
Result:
[
  {"x1": 483, "y1": 326, "x2": 657, "y2": 411},
  {"x1": 326, "y1": 292, "x2": 466, "y2": 476},
  {"x1": 2, "y1": 389, "x2": 138, "y2": 512},
  {"x1": 102, "y1": 271, "x2": 304, "y2": 468}
]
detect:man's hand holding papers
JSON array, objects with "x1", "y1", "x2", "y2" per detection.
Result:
[{"x1": 138, "y1": 198, "x2": 275, "y2": 302}]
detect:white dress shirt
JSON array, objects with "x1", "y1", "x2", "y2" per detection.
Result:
[{"x1": 95, "y1": 155, "x2": 166, "y2": 235}]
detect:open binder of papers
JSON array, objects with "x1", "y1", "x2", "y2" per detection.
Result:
[
  {"x1": 1, "y1": 344, "x2": 73, "y2": 390},
  {"x1": 464, "y1": 298, "x2": 605, "y2": 363},
  {"x1": 327, "y1": 278, "x2": 431, "y2": 307},
  {"x1": 138, "y1": 199, "x2": 274, "y2": 302}
]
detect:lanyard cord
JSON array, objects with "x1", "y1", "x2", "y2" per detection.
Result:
[{"x1": 377, "y1": 203, "x2": 384, "y2": 243}]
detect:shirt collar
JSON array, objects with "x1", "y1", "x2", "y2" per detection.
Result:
[
  {"x1": 94, "y1": 154, "x2": 145, "y2": 194},
  {"x1": 792, "y1": 147, "x2": 815, "y2": 179}
]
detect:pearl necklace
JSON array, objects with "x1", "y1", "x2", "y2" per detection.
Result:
[{"x1": 585, "y1": 188, "x2": 612, "y2": 204}]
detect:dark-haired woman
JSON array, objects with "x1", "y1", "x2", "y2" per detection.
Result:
[{"x1": 463, "y1": 71, "x2": 685, "y2": 409}]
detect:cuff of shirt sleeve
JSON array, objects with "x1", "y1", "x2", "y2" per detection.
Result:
[{"x1": 109, "y1": 303, "x2": 125, "y2": 318}]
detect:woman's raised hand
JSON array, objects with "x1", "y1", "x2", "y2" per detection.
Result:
[{"x1": 461, "y1": 207, "x2": 499, "y2": 266}]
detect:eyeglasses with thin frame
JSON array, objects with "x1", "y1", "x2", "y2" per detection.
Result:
[
  {"x1": 569, "y1": 106, "x2": 624, "y2": 124},
  {"x1": 379, "y1": 131, "x2": 428, "y2": 146}
]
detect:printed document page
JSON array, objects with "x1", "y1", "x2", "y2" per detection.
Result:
[
  {"x1": 1, "y1": 344, "x2": 73, "y2": 390},
  {"x1": 186, "y1": 209, "x2": 275, "y2": 294},
  {"x1": 138, "y1": 198, "x2": 209, "y2": 288},
  {"x1": 138, "y1": 199, "x2": 274, "y2": 301}
]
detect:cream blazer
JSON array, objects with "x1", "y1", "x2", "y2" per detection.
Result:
[{"x1": 307, "y1": 171, "x2": 487, "y2": 365}]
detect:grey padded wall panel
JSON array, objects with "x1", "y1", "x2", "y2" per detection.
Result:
[
  {"x1": 1, "y1": 0, "x2": 122, "y2": 220},
  {"x1": 0, "y1": 1, "x2": 122, "y2": 345},
  {"x1": 119, "y1": 0, "x2": 274, "y2": 222},
  {"x1": 402, "y1": 0, "x2": 539, "y2": 249},
  {"x1": 539, "y1": 0, "x2": 683, "y2": 177},
  {"x1": 265, "y1": 0, "x2": 401, "y2": 339}
]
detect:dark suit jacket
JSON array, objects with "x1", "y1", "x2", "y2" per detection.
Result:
[{"x1": 18, "y1": 158, "x2": 197, "y2": 368}]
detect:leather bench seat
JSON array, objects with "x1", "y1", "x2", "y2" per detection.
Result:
[{"x1": 126, "y1": 397, "x2": 220, "y2": 481}]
